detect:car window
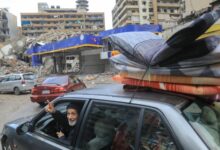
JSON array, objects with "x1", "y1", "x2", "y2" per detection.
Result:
[
  {"x1": 183, "y1": 102, "x2": 220, "y2": 150},
  {"x1": 23, "y1": 74, "x2": 36, "y2": 80},
  {"x1": 78, "y1": 102, "x2": 141, "y2": 150},
  {"x1": 140, "y1": 109, "x2": 177, "y2": 150},
  {"x1": 8, "y1": 75, "x2": 16, "y2": 81},
  {"x1": 43, "y1": 76, "x2": 68, "y2": 85},
  {"x1": 15, "y1": 75, "x2": 22, "y2": 80},
  {"x1": 35, "y1": 102, "x2": 70, "y2": 134},
  {"x1": 34, "y1": 100, "x2": 85, "y2": 146},
  {"x1": 2, "y1": 76, "x2": 9, "y2": 82}
]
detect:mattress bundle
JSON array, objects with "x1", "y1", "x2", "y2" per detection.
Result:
[{"x1": 108, "y1": 9, "x2": 220, "y2": 98}]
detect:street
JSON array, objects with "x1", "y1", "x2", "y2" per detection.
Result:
[{"x1": 0, "y1": 94, "x2": 41, "y2": 132}]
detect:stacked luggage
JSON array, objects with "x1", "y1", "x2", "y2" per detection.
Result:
[{"x1": 108, "y1": 9, "x2": 220, "y2": 99}]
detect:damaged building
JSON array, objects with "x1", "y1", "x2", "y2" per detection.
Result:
[
  {"x1": 0, "y1": 8, "x2": 17, "y2": 42},
  {"x1": 21, "y1": 2, "x2": 105, "y2": 37},
  {"x1": 26, "y1": 34, "x2": 108, "y2": 75},
  {"x1": 25, "y1": 24, "x2": 162, "y2": 75}
]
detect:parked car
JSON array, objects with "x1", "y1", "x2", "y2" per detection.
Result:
[
  {"x1": 1, "y1": 84, "x2": 218, "y2": 150},
  {"x1": 0, "y1": 73, "x2": 37, "y2": 95},
  {"x1": 31, "y1": 75, "x2": 86, "y2": 106}
]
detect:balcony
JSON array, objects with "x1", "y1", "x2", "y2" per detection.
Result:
[{"x1": 157, "y1": 2, "x2": 181, "y2": 8}]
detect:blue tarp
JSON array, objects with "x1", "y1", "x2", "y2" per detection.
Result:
[
  {"x1": 25, "y1": 34, "x2": 103, "y2": 55},
  {"x1": 32, "y1": 55, "x2": 42, "y2": 66},
  {"x1": 99, "y1": 24, "x2": 163, "y2": 37}
]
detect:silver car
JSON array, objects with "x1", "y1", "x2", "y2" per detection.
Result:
[
  {"x1": 1, "y1": 84, "x2": 219, "y2": 150},
  {"x1": 0, "y1": 73, "x2": 36, "y2": 95}
]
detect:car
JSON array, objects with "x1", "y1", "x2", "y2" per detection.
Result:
[
  {"x1": 1, "y1": 84, "x2": 219, "y2": 150},
  {"x1": 0, "y1": 73, "x2": 37, "y2": 95},
  {"x1": 30, "y1": 75, "x2": 86, "y2": 106}
]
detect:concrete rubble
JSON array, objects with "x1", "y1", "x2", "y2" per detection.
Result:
[
  {"x1": 26, "y1": 30, "x2": 78, "y2": 49},
  {"x1": 79, "y1": 72, "x2": 116, "y2": 88},
  {"x1": 0, "y1": 29, "x2": 79, "y2": 75},
  {"x1": 0, "y1": 58, "x2": 36, "y2": 75}
]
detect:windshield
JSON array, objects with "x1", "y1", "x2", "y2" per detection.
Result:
[
  {"x1": 183, "y1": 101, "x2": 220, "y2": 150},
  {"x1": 42, "y1": 76, "x2": 68, "y2": 85}
]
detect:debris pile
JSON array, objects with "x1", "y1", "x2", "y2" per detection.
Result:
[
  {"x1": 26, "y1": 30, "x2": 78, "y2": 49},
  {"x1": 80, "y1": 72, "x2": 116, "y2": 88},
  {"x1": 0, "y1": 58, "x2": 36, "y2": 75}
]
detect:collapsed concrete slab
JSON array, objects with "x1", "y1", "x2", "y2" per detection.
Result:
[{"x1": 1, "y1": 44, "x2": 13, "y2": 56}]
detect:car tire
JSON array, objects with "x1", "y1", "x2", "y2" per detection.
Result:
[
  {"x1": 3, "y1": 140, "x2": 13, "y2": 150},
  {"x1": 14, "y1": 87, "x2": 20, "y2": 95}
]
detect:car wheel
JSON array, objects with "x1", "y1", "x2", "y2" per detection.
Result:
[
  {"x1": 14, "y1": 87, "x2": 20, "y2": 95},
  {"x1": 3, "y1": 140, "x2": 13, "y2": 150},
  {"x1": 38, "y1": 102, "x2": 45, "y2": 107}
]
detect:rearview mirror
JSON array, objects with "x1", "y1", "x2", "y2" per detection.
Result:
[{"x1": 16, "y1": 121, "x2": 34, "y2": 135}]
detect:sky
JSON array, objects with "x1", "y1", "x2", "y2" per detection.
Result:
[{"x1": 0, "y1": 0, "x2": 116, "y2": 29}]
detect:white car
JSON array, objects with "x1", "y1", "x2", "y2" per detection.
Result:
[{"x1": 0, "y1": 73, "x2": 36, "y2": 95}]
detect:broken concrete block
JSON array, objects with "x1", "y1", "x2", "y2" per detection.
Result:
[
  {"x1": 16, "y1": 40, "x2": 24, "y2": 47},
  {"x1": 1, "y1": 44, "x2": 13, "y2": 56},
  {"x1": 0, "y1": 51, "x2": 3, "y2": 59}
]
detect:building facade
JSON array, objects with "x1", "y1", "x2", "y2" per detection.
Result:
[
  {"x1": 112, "y1": 0, "x2": 151, "y2": 28},
  {"x1": 0, "y1": 8, "x2": 17, "y2": 42},
  {"x1": 183, "y1": 0, "x2": 212, "y2": 17},
  {"x1": 211, "y1": 0, "x2": 220, "y2": 10},
  {"x1": 112, "y1": 0, "x2": 183, "y2": 30},
  {"x1": 21, "y1": 3, "x2": 105, "y2": 37}
]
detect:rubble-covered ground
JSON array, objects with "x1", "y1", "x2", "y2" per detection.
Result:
[{"x1": 79, "y1": 72, "x2": 116, "y2": 88}]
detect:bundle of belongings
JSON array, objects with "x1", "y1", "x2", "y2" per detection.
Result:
[{"x1": 107, "y1": 9, "x2": 220, "y2": 100}]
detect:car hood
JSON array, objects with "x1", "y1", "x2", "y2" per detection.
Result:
[{"x1": 5, "y1": 115, "x2": 34, "y2": 129}]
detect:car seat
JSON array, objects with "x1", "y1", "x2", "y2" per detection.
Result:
[
  {"x1": 86, "y1": 119, "x2": 115, "y2": 150},
  {"x1": 200, "y1": 106, "x2": 220, "y2": 145}
]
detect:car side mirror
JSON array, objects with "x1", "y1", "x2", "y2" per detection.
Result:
[{"x1": 16, "y1": 121, "x2": 34, "y2": 135}]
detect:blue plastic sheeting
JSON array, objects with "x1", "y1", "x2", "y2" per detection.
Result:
[
  {"x1": 32, "y1": 55, "x2": 42, "y2": 66},
  {"x1": 21, "y1": 21, "x2": 31, "y2": 25},
  {"x1": 99, "y1": 24, "x2": 163, "y2": 37},
  {"x1": 25, "y1": 34, "x2": 103, "y2": 55}
]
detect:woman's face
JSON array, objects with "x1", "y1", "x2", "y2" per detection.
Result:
[{"x1": 67, "y1": 108, "x2": 78, "y2": 126}]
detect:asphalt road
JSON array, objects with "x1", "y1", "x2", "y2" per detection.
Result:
[{"x1": 0, "y1": 94, "x2": 42, "y2": 132}]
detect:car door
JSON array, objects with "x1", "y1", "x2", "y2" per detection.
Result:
[
  {"x1": 0, "y1": 76, "x2": 9, "y2": 92},
  {"x1": 75, "y1": 100, "x2": 143, "y2": 150},
  {"x1": 7, "y1": 75, "x2": 16, "y2": 92},
  {"x1": 139, "y1": 108, "x2": 179, "y2": 150},
  {"x1": 13, "y1": 98, "x2": 89, "y2": 150}
]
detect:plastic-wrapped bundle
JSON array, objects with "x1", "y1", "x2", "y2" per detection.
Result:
[{"x1": 108, "y1": 9, "x2": 220, "y2": 66}]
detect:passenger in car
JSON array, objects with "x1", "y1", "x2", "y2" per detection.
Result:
[{"x1": 45, "y1": 101, "x2": 80, "y2": 145}]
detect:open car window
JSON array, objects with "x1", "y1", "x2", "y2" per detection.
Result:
[
  {"x1": 183, "y1": 101, "x2": 220, "y2": 150},
  {"x1": 33, "y1": 100, "x2": 86, "y2": 147},
  {"x1": 34, "y1": 102, "x2": 69, "y2": 133}
]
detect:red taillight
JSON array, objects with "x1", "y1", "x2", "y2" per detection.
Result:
[
  {"x1": 31, "y1": 88, "x2": 37, "y2": 94},
  {"x1": 52, "y1": 87, "x2": 67, "y2": 93},
  {"x1": 21, "y1": 80, "x2": 25, "y2": 85}
]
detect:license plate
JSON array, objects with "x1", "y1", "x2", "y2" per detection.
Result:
[{"x1": 42, "y1": 90, "x2": 50, "y2": 94}]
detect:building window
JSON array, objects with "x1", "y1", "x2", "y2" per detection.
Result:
[
  {"x1": 143, "y1": 8, "x2": 146, "y2": 12},
  {"x1": 143, "y1": 16, "x2": 147, "y2": 19},
  {"x1": 170, "y1": 9, "x2": 174, "y2": 13},
  {"x1": 143, "y1": 1, "x2": 146, "y2": 5}
]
